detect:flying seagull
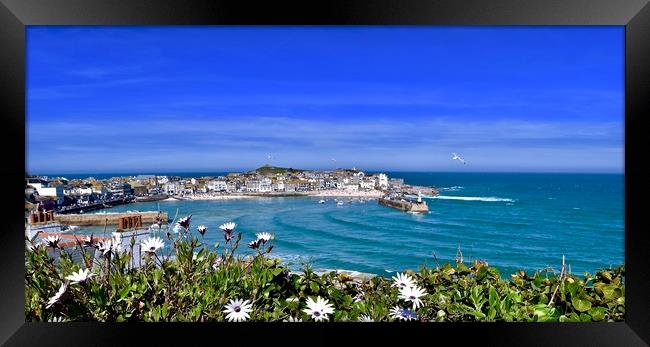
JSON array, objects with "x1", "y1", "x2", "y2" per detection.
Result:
[{"x1": 452, "y1": 152, "x2": 466, "y2": 165}]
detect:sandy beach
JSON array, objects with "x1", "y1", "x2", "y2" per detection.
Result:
[
  {"x1": 165, "y1": 194, "x2": 258, "y2": 201},
  {"x1": 307, "y1": 189, "x2": 383, "y2": 198},
  {"x1": 161, "y1": 190, "x2": 383, "y2": 201}
]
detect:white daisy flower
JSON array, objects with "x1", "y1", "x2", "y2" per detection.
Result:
[
  {"x1": 111, "y1": 232, "x2": 122, "y2": 245},
  {"x1": 283, "y1": 316, "x2": 303, "y2": 322},
  {"x1": 46, "y1": 283, "x2": 67, "y2": 309},
  {"x1": 256, "y1": 232, "x2": 272, "y2": 243},
  {"x1": 391, "y1": 272, "x2": 416, "y2": 289},
  {"x1": 219, "y1": 222, "x2": 236, "y2": 232},
  {"x1": 220, "y1": 222, "x2": 237, "y2": 242},
  {"x1": 97, "y1": 240, "x2": 122, "y2": 256},
  {"x1": 26, "y1": 240, "x2": 42, "y2": 252},
  {"x1": 248, "y1": 239, "x2": 261, "y2": 249},
  {"x1": 222, "y1": 298, "x2": 253, "y2": 322},
  {"x1": 353, "y1": 292, "x2": 365, "y2": 303},
  {"x1": 399, "y1": 285, "x2": 427, "y2": 309},
  {"x1": 141, "y1": 237, "x2": 165, "y2": 254},
  {"x1": 65, "y1": 269, "x2": 94, "y2": 284},
  {"x1": 303, "y1": 296, "x2": 335, "y2": 322},
  {"x1": 97, "y1": 240, "x2": 111, "y2": 255},
  {"x1": 48, "y1": 316, "x2": 67, "y2": 322},
  {"x1": 358, "y1": 314, "x2": 374, "y2": 322},
  {"x1": 45, "y1": 235, "x2": 61, "y2": 248},
  {"x1": 82, "y1": 235, "x2": 94, "y2": 247},
  {"x1": 177, "y1": 215, "x2": 192, "y2": 229},
  {"x1": 197, "y1": 225, "x2": 208, "y2": 236},
  {"x1": 390, "y1": 306, "x2": 417, "y2": 321}
]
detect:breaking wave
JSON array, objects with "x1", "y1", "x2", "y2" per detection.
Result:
[
  {"x1": 426, "y1": 195, "x2": 515, "y2": 203},
  {"x1": 437, "y1": 186, "x2": 464, "y2": 192}
]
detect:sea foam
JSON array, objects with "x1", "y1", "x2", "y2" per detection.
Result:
[{"x1": 426, "y1": 195, "x2": 515, "y2": 202}]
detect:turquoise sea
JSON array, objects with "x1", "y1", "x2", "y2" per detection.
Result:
[{"x1": 72, "y1": 173, "x2": 624, "y2": 277}]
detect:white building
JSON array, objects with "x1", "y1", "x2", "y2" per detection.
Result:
[
  {"x1": 359, "y1": 180, "x2": 375, "y2": 191},
  {"x1": 207, "y1": 180, "x2": 227, "y2": 192},
  {"x1": 72, "y1": 187, "x2": 93, "y2": 195},
  {"x1": 26, "y1": 178, "x2": 48, "y2": 190},
  {"x1": 345, "y1": 184, "x2": 359, "y2": 192},
  {"x1": 378, "y1": 173, "x2": 388, "y2": 189},
  {"x1": 273, "y1": 180, "x2": 285, "y2": 192},
  {"x1": 247, "y1": 180, "x2": 261, "y2": 192},
  {"x1": 35, "y1": 186, "x2": 65, "y2": 205},
  {"x1": 260, "y1": 178, "x2": 272, "y2": 193},
  {"x1": 163, "y1": 182, "x2": 182, "y2": 195}
]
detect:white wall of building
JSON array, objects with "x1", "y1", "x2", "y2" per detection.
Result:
[{"x1": 378, "y1": 173, "x2": 388, "y2": 189}]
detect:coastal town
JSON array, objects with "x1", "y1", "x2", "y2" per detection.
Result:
[
  {"x1": 25, "y1": 165, "x2": 437, "y2": 215},
  {"x1": 24, "y1": 165, "x2": 437, "y2": 268}
]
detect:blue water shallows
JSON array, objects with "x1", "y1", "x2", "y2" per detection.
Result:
[{"x1": 86, "y1": 173, "x2": 624, "y2": 277}]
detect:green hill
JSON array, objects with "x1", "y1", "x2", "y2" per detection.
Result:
[{"x1": 249, "y1": 165, "x2": 304, "y2": 175}]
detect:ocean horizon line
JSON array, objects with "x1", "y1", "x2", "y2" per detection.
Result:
[{"x1": 28, "y1": 170, "x2": 624, "y2": 178}]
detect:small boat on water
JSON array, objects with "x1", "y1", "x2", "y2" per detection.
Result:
[
  {"x1": 318, "y1": 199, "x2": 326, "y2": 204},
  {"x1": 336, "y1": 201, "x2": 344, "y2": 206}
]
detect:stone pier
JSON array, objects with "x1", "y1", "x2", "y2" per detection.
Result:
[{"x1": 55, "y1": 211, "x2": 168, "y2": 226}]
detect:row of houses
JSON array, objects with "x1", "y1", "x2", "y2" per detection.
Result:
[
  {"x1": 25, "y1": 176, "x2": 137, "y2": 209},
  {"x1": 160, "y1": 171, "x2": 390, "y2": 195},
  {"x1": 26, "y1": 169, "x2": 393, "y2": 204}
]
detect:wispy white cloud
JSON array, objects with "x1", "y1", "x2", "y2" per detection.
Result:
[
  {"x1": 26, "y1": 115, "x2": 623, "y2": 173},
  {"x1": 28, "y1": 77, "x2": 163, "y2": 100}
]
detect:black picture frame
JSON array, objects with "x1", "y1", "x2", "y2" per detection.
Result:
[{"x1": 1, "y1": 0, "x2": 648, "y2": 345}]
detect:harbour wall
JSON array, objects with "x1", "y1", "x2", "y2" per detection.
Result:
[
  {"x1": 378, "y1": 197, "x2": 429, "y2": 213},
  {"x1": 55, "y1": 211, "x2": 168, "y2": 226}
]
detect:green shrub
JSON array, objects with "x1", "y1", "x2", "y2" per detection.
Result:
[{"x1": 25, "y1": 220, "x2": 625, "y2": 322}]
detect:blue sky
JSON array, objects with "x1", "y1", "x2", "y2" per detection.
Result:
[{"x1": 26, "y1": 26, "x2": 624, "y2": 174}]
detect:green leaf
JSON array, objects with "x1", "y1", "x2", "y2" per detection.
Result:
[
  {"x1": 162, "y1": 302, "x2": 169, "y2": 320},
  {"x1": 309, "y1": 282, "x2": 320, "y2": 293},
  {"x1": 487, "y1": 307, "x2": 497, "y2": 320},
  {"x1": 118, "y1": 285, "x2": 131, "y2": 301},
  {"x1": 572, "y1": 298, "x2": 592, "y2": 312},
  {"x1": 601, "y1": 284, "x2": 620, "y2": 301},
  {"x1": 488, "y1": 286, "x2": 499, "y2": 309},
  {"x1": 470, "y1": 310, "x2": 486, "y2": 320},
  {"x1": 476, "y1": 267, "x2": 488, "y2": 282},
  {"x1": 456, "y1": 263, "x2": 469, "y2": 273},
  {"x1": 533, "y1": 304, "x2": 550, "y2": 318},
  {"x1": 588, "y1": 307, "x2": 607, "y2": 321},
  {"x1": 559, "y1": 312, "x2": 581, "y2": 322}
]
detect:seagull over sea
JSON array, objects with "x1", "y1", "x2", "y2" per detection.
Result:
[{"x1": 452, "y1": 152, "x2": 466, "y2": 165}]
